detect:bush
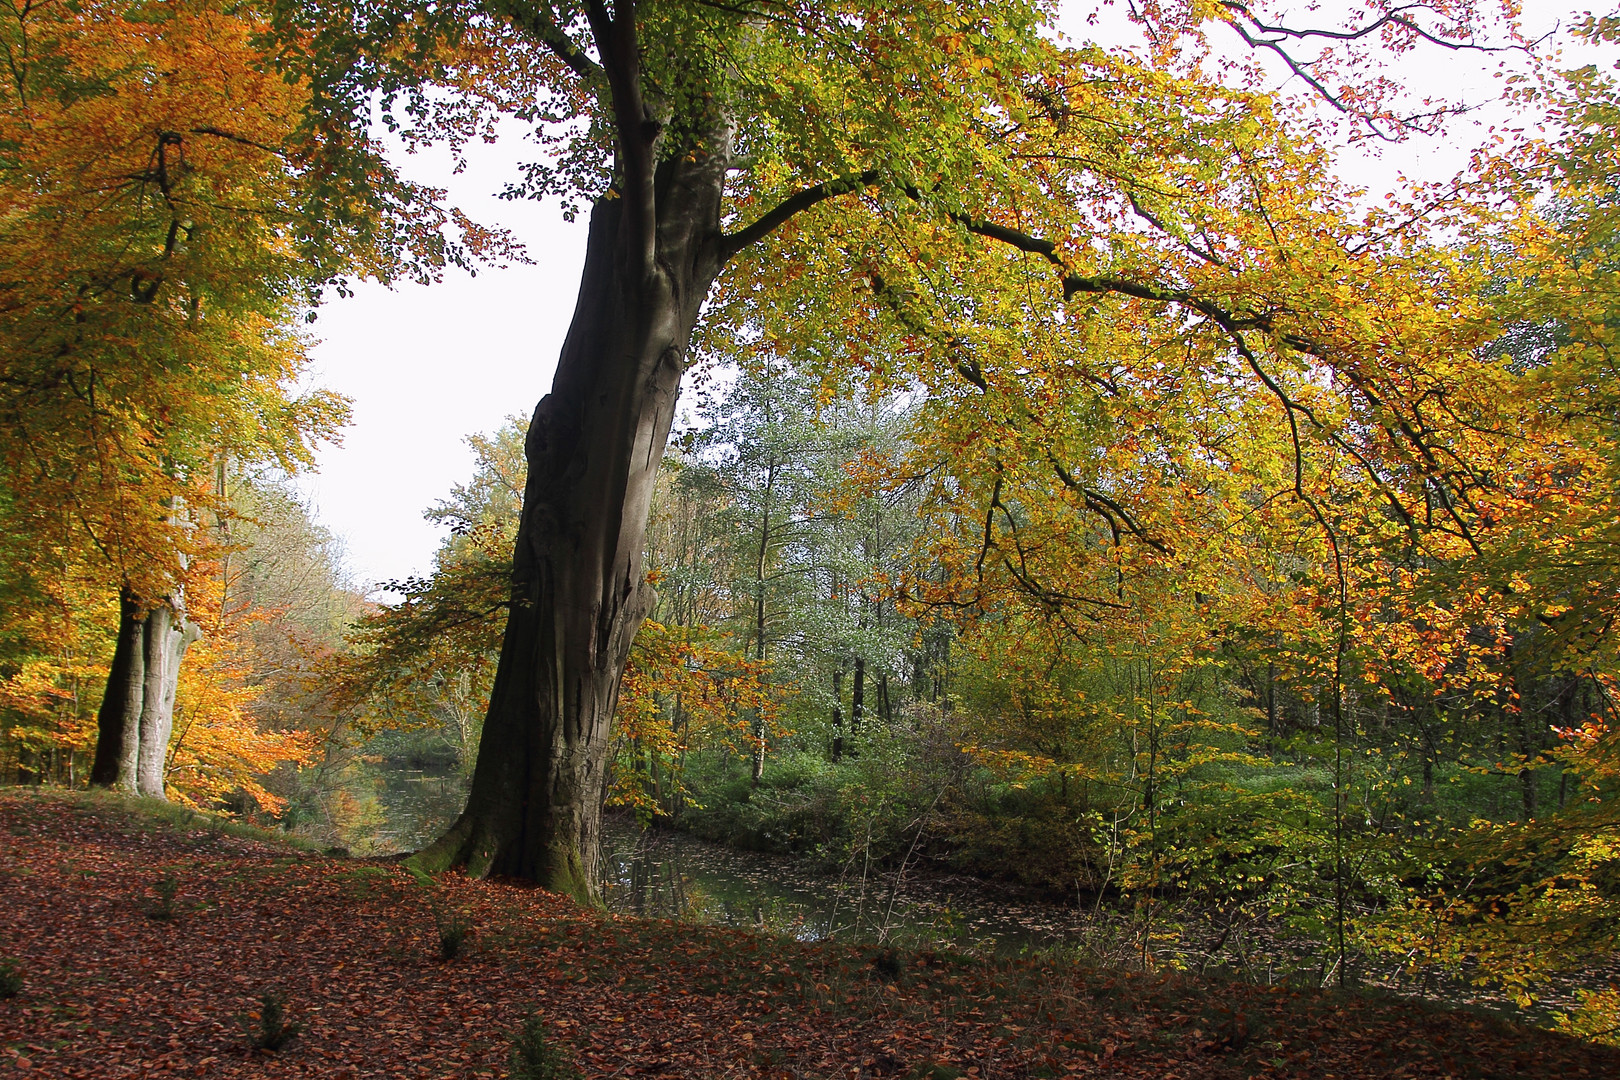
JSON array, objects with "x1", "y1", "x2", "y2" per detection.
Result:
[
  {"x1": 240, "y1": 991, "x2": 302, "y2": 1051},
  {"x1": 0, "y1": 958, "x2": 22, "y2": 999},
  {"x1": 433, "y1": 903, "x2": 470, "y2": 960},
  {"x1": 509, "y1": 1013, "x2": 581, "y2": 1080},
  {"x1": 144, "y1": 873, "x2": 182, "y2": 921}
]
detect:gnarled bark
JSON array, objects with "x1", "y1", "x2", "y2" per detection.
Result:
[{"x1": 413, "y1": 137, "x2": 730, "y2": 901}]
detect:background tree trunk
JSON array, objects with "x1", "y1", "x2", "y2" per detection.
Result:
[
  {"x1": 91, "y1": 589, "x2": 199, "y2": 797},
  {"x1": 135, "y1": 600, "x2": 200, "y2": 798},
  {"x1": 831, "y1": 668, "x2": 845, "y2": 763},
  {"x1": 852, "y1": 656, "x2": 866, "y2": 737},
  {"x1": 415, "y1": 141, "x2": 729, "y2": 900}
]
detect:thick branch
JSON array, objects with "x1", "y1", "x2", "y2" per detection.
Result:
[
  {"x1": 189, "y1": 127, "x2": 287, "y2": 157},
  {"x1": 720, "y1": 170, "x2": 881, "y2": 261},
  {"x1": 498, "y1": 0, "x2": 603, "y2": 80},
  {"x1": 585, "y1": 0, "x2": 656, "y2": 268}
]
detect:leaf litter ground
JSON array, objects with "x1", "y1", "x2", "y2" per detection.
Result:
[{"x1": 1, "y1": 790, "x2": 1615, "y2": 1079}]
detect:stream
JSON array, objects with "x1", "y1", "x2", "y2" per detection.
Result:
[{"x1": 598, "y1": 817, "x2": 1104, "y2": 956}]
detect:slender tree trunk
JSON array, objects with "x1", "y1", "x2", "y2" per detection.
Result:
[
  {"x1": 750, "y1": 492, "x2": 771, "y2": 785},
  {"x1": 831, "y1": 668, "x2": 845, "y2": 763},
  {"x1": 1265, "y1": 661, "x2": 1278, "y2": 738},
  {"x1": 851, "y1": 656, "x2": 866, "y2": 740},
  {"x1": 1516, "y1": 707, "x2": 1539, "y2": 821},
  {"x1": 415, "y1": 137, "x2": 730, "y2": 900}
]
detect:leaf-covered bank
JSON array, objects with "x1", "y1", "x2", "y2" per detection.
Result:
[{"x1": 3, "y1": 789, "x2": 1618, "y2": 1079}]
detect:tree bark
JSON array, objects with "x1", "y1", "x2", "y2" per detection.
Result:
[
  {"x1": 91, "y1": 587, "x2": 199, "y2": 797},
  {"x1": 135, "y1": 599, "x2": 201, "y2": 797},
  {"x1": 831, "y1": 668, "x2": 845, "y2": 763},
  {"x1": 91, "y1": 588, "x2": 147, "y2": 790},
  {"x1": 414, "y1": 137, "x2": 730, "y2": 900}
]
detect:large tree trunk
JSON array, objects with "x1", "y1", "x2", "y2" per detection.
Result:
[
  {"x1": 90, "y1": 587, "x2": 198, "y2": 796},
  {"x1": 91, "y1": 588, "x2": 147, "y2": 789},
  {"x1": 415, "y1": 144, "x2": 729, "y2": 901}
]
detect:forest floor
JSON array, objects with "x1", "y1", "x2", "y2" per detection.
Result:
[{"x1": 2, "y1": 789, "x2": 1617, "y2": 1080}]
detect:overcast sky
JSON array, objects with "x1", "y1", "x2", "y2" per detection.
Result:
[{"x1": 298, "y1": 3, "x2": 1602, "y2": 594}]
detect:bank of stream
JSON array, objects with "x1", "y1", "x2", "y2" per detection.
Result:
[
  {"x1": 311, "y1": 763, "x2": 1610, "y2": 1027},
  {"x1": 315, "y1": 763, "x2": 1127, "y2": 955}
]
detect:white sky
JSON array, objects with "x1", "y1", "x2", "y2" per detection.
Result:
[
  {"x1": 298, "y1": 131, "x2": 587, "y2": 592},
  {"x1": 300, "y1": 2, "x2": 1605, "y2": 594}
]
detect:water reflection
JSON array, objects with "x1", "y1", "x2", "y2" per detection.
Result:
[
  {"x1": 321, "y1": 761, "x2": 468, "y2": 856},
  {"x1": 313, "y1": 769, "x2": 1614, "y2": 1021},
  {"x1": 598, "y1": 817, "x2": 1088, "y2": 954}
]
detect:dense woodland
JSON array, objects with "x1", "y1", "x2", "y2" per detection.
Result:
[{"x1": 5, "y1": 0, "x2": 1620, "y2": 1057}]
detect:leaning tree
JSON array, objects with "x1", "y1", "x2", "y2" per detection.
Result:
[{"x1": 278, "y1": 0, "x2": 1526, "y2": 900}]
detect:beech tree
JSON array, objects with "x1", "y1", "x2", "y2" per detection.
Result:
[{"x1": 278, "y1": 0, "x2": 1527, "y2": 900}]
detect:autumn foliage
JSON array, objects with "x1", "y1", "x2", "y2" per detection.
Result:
[{"x1": 5, "y1": 0, "x2": 1620, "y2": 1055}]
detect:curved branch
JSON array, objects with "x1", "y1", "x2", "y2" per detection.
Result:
[
  {"x1": 720, "y1": 170, "x2": 881, "y2": 261},
  {"x1": 1215, "y1": 1, "x2": 1536, "y2": 140},
  {"x1": 189, "y1": 126, "x2": 287, "y2": 157},
  {"x1": 1049, "y1": 456, "x2": 1172, "y2": 554},
  {"x1": 1218, "y1": 1, "x2": 1527, "y2": 52}
]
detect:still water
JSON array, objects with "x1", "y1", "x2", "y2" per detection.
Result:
[{"x1": 598, "y1": 818, "x2": 1095, "y2": 954}]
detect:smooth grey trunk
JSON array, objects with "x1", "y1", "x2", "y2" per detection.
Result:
[
  {"x1": 135, "y1": 601, "x2": 200, "y2": 797},
  {"x1": 415, "y1": 129, "x2": 732, "y2": 901}
]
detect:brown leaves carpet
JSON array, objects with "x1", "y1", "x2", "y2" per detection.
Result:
[{"x1": 1, "y1": 790, "x2": 1616, "y2": 1079}]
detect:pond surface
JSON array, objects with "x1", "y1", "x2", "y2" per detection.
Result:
[
  {"x1": 319, "y1": 760, "x2": 469, "y2": 857},
  {"x1": 598, "y1": 817, "x2": 1099, "y2": 956}
]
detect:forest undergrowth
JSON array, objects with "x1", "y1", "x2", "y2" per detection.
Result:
[{"x1": 3, "y1": 790, "x2": 1617, "y2": 1079}]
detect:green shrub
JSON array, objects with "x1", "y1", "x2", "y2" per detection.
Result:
[
  {"x1": 0, "y1": 958, "x2": 22, "y2": 999},
  {"x1": 433, "y1": 903, "x2": 470, "y2": 960},
  {"x1": 240, "y1": 991, "x2": 302, "y2": 1051},
  {"x1": 144, "y1": 873, "x2": 182, "y2": 920},
  {"x1": 508, "y1": 1013, "x2": 581, "y2": 1080}
]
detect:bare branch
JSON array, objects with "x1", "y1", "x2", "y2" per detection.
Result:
[
  {"x1": 1049, "y1": 457, "x2": 1172, "y2": 554},
  {"x1": 1215, "y1": 1, "x2": 1537, "y2": 140},
  {"x1": 1219, "y1": 1, "x2": 1527, "y2": 53},
  {"x1": 189, "y1": 127, "x2": 287, "y2": 157}
]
